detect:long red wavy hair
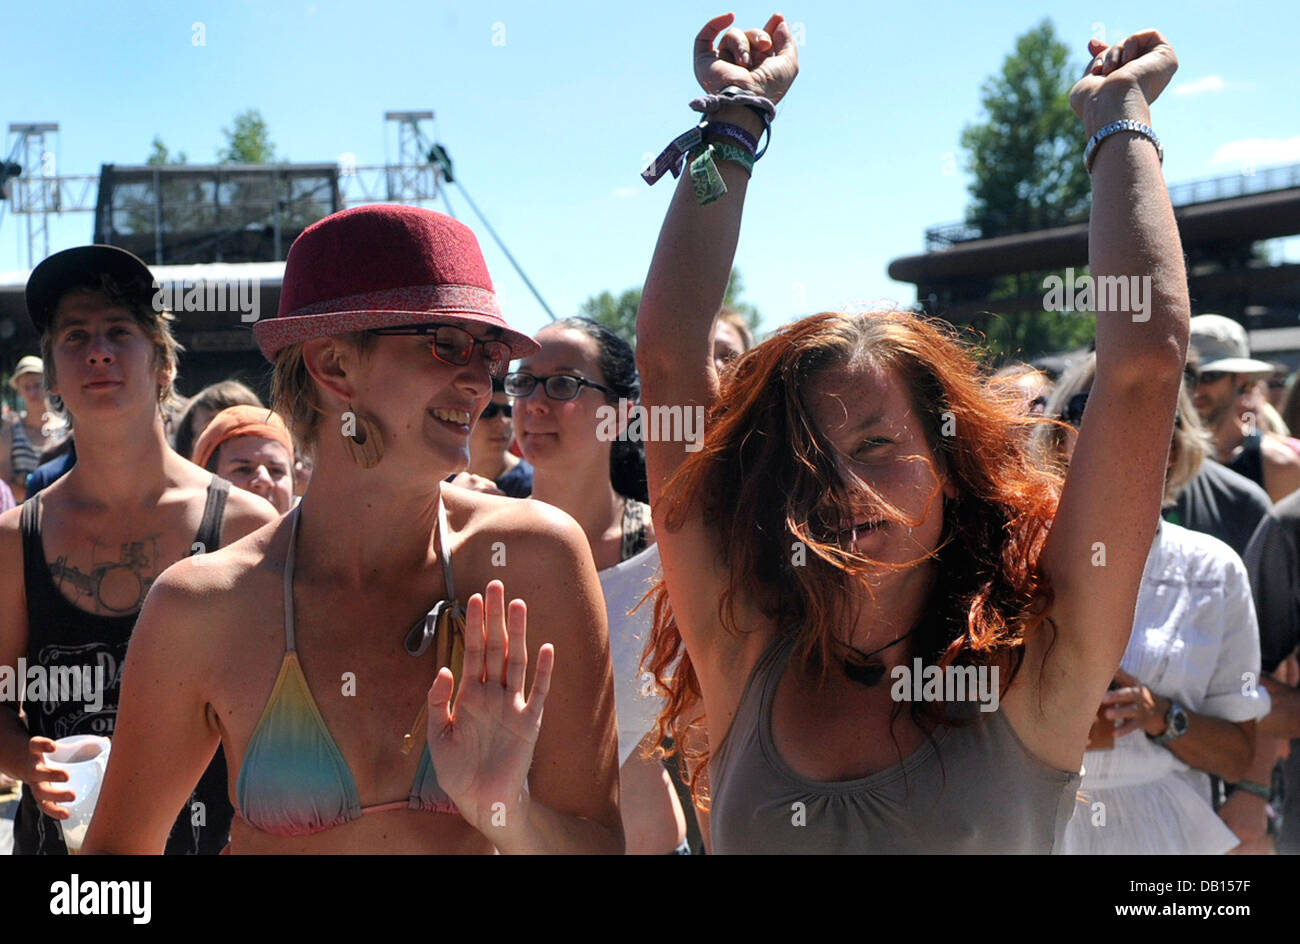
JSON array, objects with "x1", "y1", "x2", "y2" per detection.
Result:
[{"x1": 643, "y1": 311, "x2": 1064, "y2": 803}]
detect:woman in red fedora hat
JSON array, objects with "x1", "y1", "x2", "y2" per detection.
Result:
[{"x1": 85, "y1": 204, "x2": 623, "y2": 853}]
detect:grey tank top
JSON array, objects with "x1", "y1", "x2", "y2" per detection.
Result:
[{"x1": 709, "y1": 634, "x2": 1081, "y2": 854}]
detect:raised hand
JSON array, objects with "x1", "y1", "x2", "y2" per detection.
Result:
[
  {"x1": 1070, "y1": 29, "x2": 1178, "y2": 123},
  {"x1": 426, "y1": 580, "x2": 554, "y2": 840},
  {"x1": 694, "y1": 12, "x2": 798, "y2": 103}
]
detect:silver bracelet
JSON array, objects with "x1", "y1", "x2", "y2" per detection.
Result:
[{"x1": 1084, "y1": 119, "x2": 1163, "y2": 173}]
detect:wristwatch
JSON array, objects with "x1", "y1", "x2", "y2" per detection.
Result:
[{"x1": 1148, "y1": 699, "x2": 1189, "y2": 746}]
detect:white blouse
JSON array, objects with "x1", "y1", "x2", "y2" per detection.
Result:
[
  {"x1": 598, "y1": 543, "x2": 666, "y2": 768},
  {"x1": 1063, "y1": 520, "x2": 1271, "y2": 855}
]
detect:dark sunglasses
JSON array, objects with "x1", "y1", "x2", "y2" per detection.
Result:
[
  {"x1": 367, "y1": 323, "x2": 512, "y2": 378},
  {"x1": 1197, "y1": 370, "x2": 1229, "y2": 386},
  {"x1": 481, "y1": 401, "x2": 512, "y2": 420},
  {"x1": 503, "y1": 371, "x2": 613, "y2": 401}
]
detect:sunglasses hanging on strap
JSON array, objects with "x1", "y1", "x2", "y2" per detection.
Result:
[{"x1": 401, "y1": 598, "x2": 467, "y2": 754}]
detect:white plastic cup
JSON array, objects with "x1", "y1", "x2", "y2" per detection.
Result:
[{"x1": 43, "y1": 735, "x2": 111, "y2": 852}]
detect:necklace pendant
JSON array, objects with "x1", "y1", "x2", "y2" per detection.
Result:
[{"x1": 843, "y1": 660, "x2": 886, "y2": 687}]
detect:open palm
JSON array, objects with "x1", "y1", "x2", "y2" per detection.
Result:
[{"x1": 426, "y1": 581, "x2": 554, "y2": 837}]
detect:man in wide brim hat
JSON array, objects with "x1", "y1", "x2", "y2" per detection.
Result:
[{"x1": 1189, "y1": 313, "x2": 1300, "y2": 502}]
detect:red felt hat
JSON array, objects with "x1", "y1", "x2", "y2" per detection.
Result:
[{"x1": 252, "y1": 204, "x2": 539, "y2": 361}]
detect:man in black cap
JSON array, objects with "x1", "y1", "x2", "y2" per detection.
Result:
[{"x1": 0, "y1": 245, "x2": 278, "y2": 854}]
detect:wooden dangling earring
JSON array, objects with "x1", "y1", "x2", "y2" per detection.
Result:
[{"x1": 341, "y1": 402, "x2": 384, "y2": 469}]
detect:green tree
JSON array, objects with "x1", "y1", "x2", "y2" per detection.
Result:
[
  {"x1": 959, "y1": 20, "x2": 1096, "y2": 361},
  {"x1": 577, "y1": 267, "x2": 761, "y2": 346},
  {"x1": 578, "y1": 289, "x2": 642, "y2": 344},
  {"x1": 146, "y1": 135, "x2": 187, "y2": 165},
  {"x1": 218, "y1": 109, "x2": 276, "y2": 164},
  {"x1": 960, "y1": 19, "x2": 1090, "y2": 238}
]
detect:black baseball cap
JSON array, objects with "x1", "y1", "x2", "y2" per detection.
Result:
[{"x1": 25, "y1": 244, "x2": 156, "y2": 334}]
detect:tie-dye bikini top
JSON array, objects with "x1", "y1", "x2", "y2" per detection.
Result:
[{"x1": 234, "y1": 499, "x2": 465, "y2": 836}]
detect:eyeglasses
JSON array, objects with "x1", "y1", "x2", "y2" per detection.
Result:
[
  {"x1": 367, "y1": 324, "x2": 512, "y2": 378},
  {"x1": 1197, "y1": 370, "x2": 1229, "y2": 386},
  {"x1": 503, "y1": 371, "x2": 614, "y2": 401},
  {"x1": 481, "y1": 401, "x2": 512, "y2": 420}
]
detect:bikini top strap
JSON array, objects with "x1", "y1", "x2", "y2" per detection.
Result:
[
  {"x1": 437, "y1": 495, "x2": 455, "y2": 602},
  {"x1": 284, "y1": 505, "x2": 301, "y2": 652}
]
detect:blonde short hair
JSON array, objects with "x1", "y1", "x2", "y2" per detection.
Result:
[
  {"x1": 269, "y1": 332, "x2": 375, "y2": 453},
  {"x1": 1034, "y1": 352, "x2": 1209, "y2": 507}
]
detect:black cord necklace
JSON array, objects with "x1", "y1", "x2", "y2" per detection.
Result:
[{"x1": 841, "y1": 626, "x2": 918, "y2": 687}]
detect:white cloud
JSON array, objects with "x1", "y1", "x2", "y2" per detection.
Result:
[
  {"x1": 1209, "y1": 136, "x2": 1300, "y2": 168},
  {"x1": 1174, "y1": 75, "x2": 1225, "y2": 96},
  {"x1": 610, "y1": 186, "x2": 638, "y2": 199}
]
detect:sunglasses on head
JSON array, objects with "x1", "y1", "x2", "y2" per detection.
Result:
[
  {"x1": 367, "y1": 323, "x2": 512, "y2": 378},
  {"x1": 481, "y1": 401, "x2": 512, "y2": 420}
]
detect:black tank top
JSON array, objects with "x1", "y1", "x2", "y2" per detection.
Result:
[
  {"x1": 13, "y1": 476, "x2": 235, "y2": 855},
  {"x1": 1227, "y1": 431, "x2": 1264, "y2": 489}
]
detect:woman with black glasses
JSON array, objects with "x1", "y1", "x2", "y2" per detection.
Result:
[{"x1": 506, "y1": 317, "x2": 690, "y2": 854}]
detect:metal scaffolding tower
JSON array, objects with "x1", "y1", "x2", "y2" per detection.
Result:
[
  {"x1": 384, "y1": 111, "x2": 441, "y2": 204},
  {"x1": 5, "y1": 122, "x2": 62, "y2": 267}
]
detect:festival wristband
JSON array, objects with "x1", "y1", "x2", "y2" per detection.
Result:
[
  {"x1": 642, "y1": 120, "x2": 708, "y2": 185},
  {"x1": 703, "y1": 121, "x2": 759, "y2": 154},
  {"x1": 688, "y1": 144, "x2": 728, "y2": 205},
  {"x1": 686, "y1": 144, "x2": 755, "y2": 206}
]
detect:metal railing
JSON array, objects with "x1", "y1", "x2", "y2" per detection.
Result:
[{"x1": 924, "y1": 162, "x2": 1300, "y2": 252}]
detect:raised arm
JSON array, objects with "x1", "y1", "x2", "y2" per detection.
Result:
[
  {"x1": 1016, "y1": 31, "x2": 1191, "y2": 765},
  {"x1": 636, "y1": 12, "x2": 797, "y2": 500},
  {"x1": 634, "y1": 14, "x2": 797, "y2": 685}
]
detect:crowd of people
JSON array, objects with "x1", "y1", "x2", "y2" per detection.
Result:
[{"x1": 1, "y1": 14, "x2": 1297, "y2": 855}]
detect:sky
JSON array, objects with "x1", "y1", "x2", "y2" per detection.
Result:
[{"x1": 3, "y1": 0, "x2": 1298, "y2": 341}]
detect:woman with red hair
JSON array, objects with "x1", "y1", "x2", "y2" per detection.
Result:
[{"x1": 637, "y1": 14, "x2": 1190, "y2": 852}]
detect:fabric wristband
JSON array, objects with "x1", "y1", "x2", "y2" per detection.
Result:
[
  {"x1": 703, "y1": 121, "x2": 759, "y2": 155},
  {"x1": 686, "y1": 144, "x2": 754, "y2": 206}
]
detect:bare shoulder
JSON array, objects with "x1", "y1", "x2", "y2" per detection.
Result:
[
  {"x1": 444, "y1": 484, "x2": 589, "y2": 555},
  {"x1": 0, "y1": 504, "x2": 26, "y2": 612},
  {"x1": 218, "y1": 483, "x2": 281, "y2": 542},
  {"x1": 145, "y1": 511, "x2": 285, "y2": 656}
]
